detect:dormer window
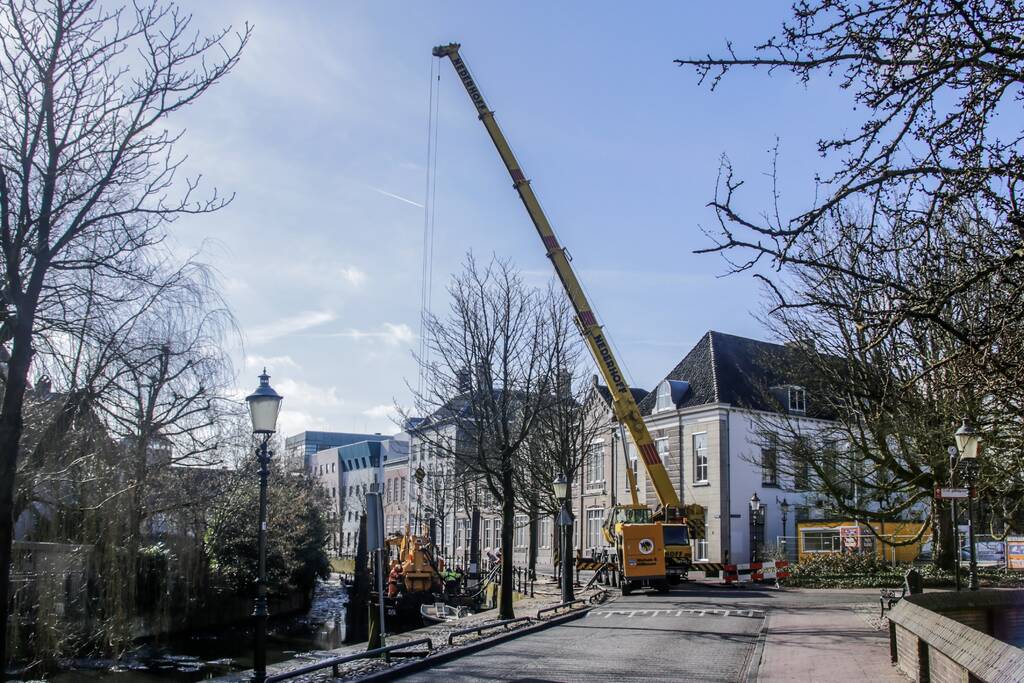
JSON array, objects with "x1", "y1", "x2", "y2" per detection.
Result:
[
  {"x1": 654, "y1": 381, "x2": 673, "y2": 412},
  {"x1": 788, "y1": 386, "x2": 807, "y2": 413}
]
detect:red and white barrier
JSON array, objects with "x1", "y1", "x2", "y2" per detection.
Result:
[{"x1": 723, "y1": 560, "x2": 790, "y2": 584}]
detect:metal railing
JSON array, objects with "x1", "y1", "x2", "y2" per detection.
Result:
[
  {"x1": 445, "y1": 617, "x2": 534, "y2": 645},
  {"x1": 264, "y1": 638, "x2": 433, "y2": 682},
  {"x1": 536, "y1": 598, "x2": 586, "y2": 619}
]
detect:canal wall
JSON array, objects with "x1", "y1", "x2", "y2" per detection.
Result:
[{"x1": 887, "y1": 590, "x2": 1024, "y2": 682}]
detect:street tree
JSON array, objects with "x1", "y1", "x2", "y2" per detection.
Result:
[
  {"x1": 676, "y1": 1, "x2": 1024, "y2": 413},
  {"x1": 409, "y1": 255, "x2": 554, "y2": 619},
  {"x1": 516, "y1": 289, "x2": 603, "y2": 576},
  {"x1": 0, "y1": 0, "x2": 248, "y2": 664}
]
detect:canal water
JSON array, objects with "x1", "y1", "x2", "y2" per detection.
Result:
[{"x1": 45, "y1": 577, "x2": 347, "y2": 682}]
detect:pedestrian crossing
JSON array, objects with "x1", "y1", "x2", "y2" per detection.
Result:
[{"x1": 588, "y1": 607, "x2": 764, "y2": 619}]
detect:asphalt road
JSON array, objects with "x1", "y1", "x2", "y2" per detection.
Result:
[{"x1": 392, "y1": 585, "x2": 774, "y2": 683}]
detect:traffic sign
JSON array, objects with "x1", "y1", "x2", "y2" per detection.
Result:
[{"x1": 934, "y1": 487, "x2": 970, "y2": 499}]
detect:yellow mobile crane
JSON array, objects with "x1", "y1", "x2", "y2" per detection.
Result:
[{"x1": 433, "y1": 43, "x2": 704, "y2": 594}]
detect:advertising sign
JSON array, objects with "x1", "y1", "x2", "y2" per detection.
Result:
[
  {"x1": 1007, "y1": 536, "x2": 1024, "y2": 571},
  {"x1": 934, "y1": 487, "x2": 970, "y2": 499},
  {"x1": 840, "y1": 526, "x2": 860, "y2": 551}
]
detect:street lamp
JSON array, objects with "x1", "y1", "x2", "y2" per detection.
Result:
[
  {"x1": 947, "y1": 445, "x2": 961, "y2": 592},
  {"x1": 245, "y1": 369, "x2": 283, "y2": 683},
  {"x1": 777, "y1": 497, "x2": 790, "y2": 560},
  {"x1": 954, "y1": 418, "x2": 981, "y2": 591},
  {"x1": 749, "y1": 493, "x2": 764, "y2": 563},
  {"x1": 553, "y1": 473, "x2": 573, "y2": 602}
]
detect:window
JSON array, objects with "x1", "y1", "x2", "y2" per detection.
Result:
[
  {"x1": 585, "y1": 442, "x2": 604, "y2": 488},
  {"x1": 401, "y1": 477, "x2": 406, "y2": 500},
  {"x1": 585, "y1": 508, "x2": 604, "y2": 549},
  {"x1": 656, "y1": 437, "x2": 669, "y2": 468},
  {"x1": 788, "y1": 386, "x2": 806, "y2": 413},
  {"x1": 761, "y1": 442, "x2": 778, "y2": 486},
  {"x1": 331, "y1": 463, "x2": 335, "y2": 473},
  {"x1": 332, "y1": 487, "x2": 336, "y2": 498},
  {"x1": 693, "y1": 432, "x2": 708, "y2": 483},
  {"x1": 483, "y1": 519, "x2": 492, "y2": 550},
  {"x1": 696, "y1": 534, "x2": 708, "y2": 561},
  {"x1": 625, "y1": 441, "x2": 638, "y2": 477},
  {"x1": 792, "y1": 436, "x2": 812, "y2": 490},
  {"x1": 654, "y1": 380, "x2": 673, "y2": 412},
  {"x1": 539, "y1": 517, "x2": 552, "y2": 549},
  {"x1": 802, "y1": 528, "x2": 841, "y2": 553},
  {"x1": 494, "y1": 519, "x2": 502, "y2": 548},
  {"x1": 514, "y1": 515, "x2": 528, "y2": 548}
]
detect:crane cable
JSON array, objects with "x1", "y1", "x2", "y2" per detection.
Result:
[{"x1": 418, "y1": 58, "x2": 442, "y2": 398}]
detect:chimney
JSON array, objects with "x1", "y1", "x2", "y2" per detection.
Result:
[
  {"x1": 557, "y1": 368, "x2": 573, "y2": 398},
  {"x1": 456, "y1": 367, "x2": 472, "y2": 393}
]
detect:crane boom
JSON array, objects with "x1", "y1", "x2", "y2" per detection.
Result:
[{"x1": 433, "y1": 43, "x2": 680, "y2": 513}]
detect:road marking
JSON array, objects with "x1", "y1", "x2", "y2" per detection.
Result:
[{"x1": 589, "y1": 608, "x2": 765, "y2": 619}]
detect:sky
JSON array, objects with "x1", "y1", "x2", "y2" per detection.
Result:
[{"x1": 167, "y1": 2, "x2": 858, "y2": 438}]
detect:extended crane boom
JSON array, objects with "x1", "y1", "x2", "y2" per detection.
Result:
[{"x1": 433, "y1": 42, "x2": 680, "y2": 514}]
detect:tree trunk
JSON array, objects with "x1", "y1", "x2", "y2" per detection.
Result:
[
  {"x1": 527, "y1": 501, "x2": 538, "y2": 577},
  {"x1": 0, "y1": 317, "x2": 38, "y2": 670},
  {"x1": 499, "y1": 457, "x2": 515, "y2": 620},
  {"x1": 935, "y1": 498, "x2": 956, "y2": 571}
]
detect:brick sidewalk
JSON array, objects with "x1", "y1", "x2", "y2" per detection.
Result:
[{"x1": 757, "y1": 607, "x2": 907, "y2": 682}]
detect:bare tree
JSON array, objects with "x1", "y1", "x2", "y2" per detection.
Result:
[
  {"x1": 744, "y1": 210, "x2": 1023, "y2": 567},
  {"x1": 409, "y1": 255, "x2": 554, "y2": 620},
  {"x1": 676, "y1": 1, "x2": 1024, "y2": 414},
  {"x1": 516, "y1": 289, "x2": 603, "y2": 575},
  {"x1": 0, "y1": 1, "x2": 248, "y2": 664}
]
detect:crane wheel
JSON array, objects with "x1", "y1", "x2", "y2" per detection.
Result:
[
  {"x1": 656, "y1": 580, "x2": 670, "y2": 594},
  {"x1": 621, "y1": 582, "x2": 632, "y2": 596}
]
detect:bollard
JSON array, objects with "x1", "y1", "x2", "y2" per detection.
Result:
[{"x1": 905, "y1": 567, "x2": 923, "y2": 595}]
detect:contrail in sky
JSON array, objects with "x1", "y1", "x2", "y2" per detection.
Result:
[{"x1": 368, "y1": 186, "x2": 424, "y2": 208}]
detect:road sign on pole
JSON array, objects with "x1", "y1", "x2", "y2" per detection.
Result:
[{"x1": 934, "y1": 487, "x2": 970, "y2": 499}]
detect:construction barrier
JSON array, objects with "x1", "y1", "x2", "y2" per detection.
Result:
[
  {"x1": 574, "y1": 559, "x2": 613, "y2": 572},
  {"x1": 723, "y1": 560, "x2": 790, "y2": 584},
  {"x1": 691, "y1": 562, "x2": 728, "y2": 575}
]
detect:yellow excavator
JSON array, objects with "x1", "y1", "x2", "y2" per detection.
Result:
[{"x1": 434, "y1": 43, "x2": 705, "y2": 595}]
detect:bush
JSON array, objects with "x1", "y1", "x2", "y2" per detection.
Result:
[{"x1": 783, "y1": 552, "x2": 1024, "y2": 588}]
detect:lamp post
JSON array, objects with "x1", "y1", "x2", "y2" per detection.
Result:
[
  {"x1": 954, "y1": 418, "x2": 981, "y2": 591},
  {"x1": 553, "y1": 472, "x2": 573, "y2": 603},
  {"x1": 947, "y1": 445, "x2": 961, "y2": 592},
  {"x1": 777, "y1": 497, "x2": 790, "y2": 560},
  {"x1": 749, "y1": 493, "x2": 764, "y2": 563},
  {"x1": 245, "y1": 370, "x2": 283, "y2": 683}
]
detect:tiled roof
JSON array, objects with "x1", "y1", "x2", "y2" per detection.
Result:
[
  {"x1": 594, "y1": 383, "x2": 650, "y2": 407},
  {"x1": 637, "y1": 330, "x2": 833, "y2": 418}
]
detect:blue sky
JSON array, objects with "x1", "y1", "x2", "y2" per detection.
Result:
[{"x1": 169, "y1": 2, "x2": 856, "y2": 436}]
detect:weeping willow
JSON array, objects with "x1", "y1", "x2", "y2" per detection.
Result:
[{"x1": 8, "y1": 390, "x2": 212, "y2": 670}]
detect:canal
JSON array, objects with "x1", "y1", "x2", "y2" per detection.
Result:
[{"x1": 46, "y1": 576, "x2": 347, "y2": 682}]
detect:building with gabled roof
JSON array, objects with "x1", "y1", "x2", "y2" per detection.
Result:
[{"x1": 573, "y1": 330, "x2": 838, "y2": 567}]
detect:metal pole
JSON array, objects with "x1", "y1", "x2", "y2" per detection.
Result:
[
  {"x1": 561, "y1": 499, "x2": 574, "y2": 603},
  {"x1": 949, "y1": 449, "x2": 961, "y2": 591},
  {"x1": 376, "y1": 547, "x2": 387, "y2": 649},
  {"x1": 749, "y1": 508, "x2": 756, "y2": 564},
  {"x1": 952, "y1": 497, "x2": 961, "y2": 591},
  {"x1": 783, "y1": 512, "x2": 788, "y2": 561},
  {"x1": 253, "y1": 437, "x2": 271, "y2": 683},
  {"x1": 966, "y1": 463, "x2": 979, "y2": 591}
]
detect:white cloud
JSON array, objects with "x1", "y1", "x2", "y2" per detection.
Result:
[
  {"x1": 247, "y1": 309, "x2": 335, "y2": 344},
  {"x1": 277, "y1": 409, "x2": 330, "y2": 439},
  {"x1": 362, "y1": 403, "x2": 398, "y2": 419},
  {"x1": 318, "y1": 322, "x2": 415, "y2": 347},
  {"x1": 339, "y1": 266, "x2": 367, "y2": 287},
  {"x1": 244, "y1": 354, "x2": 301, "y2": 371},
  {"x1": 274, "y1": 378, "x2": 345, "y2": 409}
]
